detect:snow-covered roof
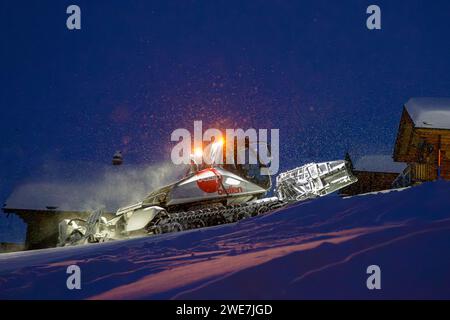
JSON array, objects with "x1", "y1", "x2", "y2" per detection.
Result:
[
  {"x1": 405, "y1": 97, "x2": 450, "y2": 130},
  {"x1": 354, "y1": 155, "x2": 406, "y2": 174}
]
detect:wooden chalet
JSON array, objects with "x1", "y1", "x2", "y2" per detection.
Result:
[
  {"x1": 393, "y1": 98, "x2": 450, "y2": 185},
  {"x1": 339, "y1": 154, "x2": 406, "y2": 196}
]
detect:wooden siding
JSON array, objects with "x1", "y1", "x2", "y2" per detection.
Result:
[
  {"x1": 393, "y1": 106, "x2": 450, "y2": 181},
  {"x1": 410, "y1": 163, "x2": 438, "y2": 182},
  {"x1": 339, "y1": 171, "x2": 399, "y2": 197},
  {"x1": 393, "y1": 108, "x2": 415, "y2": 161}
]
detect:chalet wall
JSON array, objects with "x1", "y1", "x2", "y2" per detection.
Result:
[
  {"x1": 339, "y1": 171, "x2": 399, "y2": 197},
  {"x1": 393, "y1": 107, "x2": 450, "y2": 181},
  {"x1": 394, "y1": 108, "x2": 415, "y2": 161}
]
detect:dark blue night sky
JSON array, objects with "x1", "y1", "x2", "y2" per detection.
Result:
[{"x1": 1, "y1": 0, "x2": 450, "y2": 204}]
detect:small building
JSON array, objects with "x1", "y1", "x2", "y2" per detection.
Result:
[
  {"x1": 340, "y1": 154, "x2": 406, "y2": 196},
  {"x1": 393, "y1": 98, "x2": 450, "y2": 185}
]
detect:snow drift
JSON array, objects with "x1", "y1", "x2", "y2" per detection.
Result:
[{"x1": 0, "y1": 181, "x2": 450, "y2": 299}]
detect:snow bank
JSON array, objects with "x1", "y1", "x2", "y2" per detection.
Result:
[{"x1": 0, "y1": 181, "x2": 449, "y2": 299}]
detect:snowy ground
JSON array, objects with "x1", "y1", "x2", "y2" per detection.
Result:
[{"x1": 1, "y1": 181, "x2": 450, "y2": 299}]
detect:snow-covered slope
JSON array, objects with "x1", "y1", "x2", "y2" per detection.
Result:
[{"x1": 1, "y1": 181, "x2": 450, "y2": 299}]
